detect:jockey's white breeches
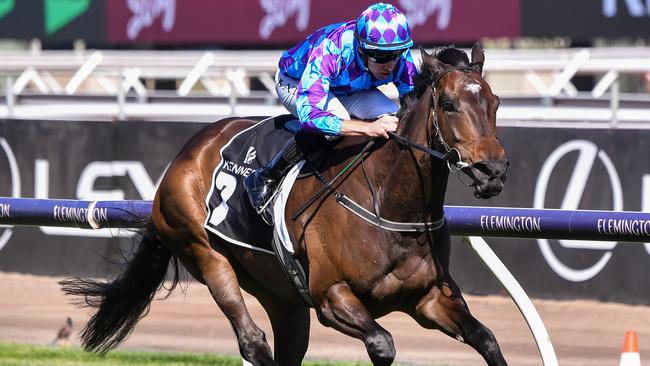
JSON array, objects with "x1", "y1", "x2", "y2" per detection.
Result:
[{"x1": 274, "y1": 70, "x2": 399, "y2": 123}]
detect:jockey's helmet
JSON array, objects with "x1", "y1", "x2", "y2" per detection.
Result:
[{"x1": 355, "y1": 3, "x2": 413, "y2": 52}]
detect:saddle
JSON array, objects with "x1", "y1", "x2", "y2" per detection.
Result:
[{"x1": 204, "y1": 114, "x2": 315, "y2": 306}]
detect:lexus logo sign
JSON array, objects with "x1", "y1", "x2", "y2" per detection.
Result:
[{"x1": 534, "y1": 140, "x2": 622, "y2": 282}]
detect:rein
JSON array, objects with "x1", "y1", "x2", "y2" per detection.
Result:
[
  {"x1": 290, "y1": 138, "x2": 447, "y2": 232},
  {"x1": 290, "y1": 139, "x2": 376, "y2": 221},
  {"x1": 386, "y1": 131, "x2": 445, "y2": 160}
]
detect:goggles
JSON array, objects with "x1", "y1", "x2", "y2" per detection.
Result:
[{"x1": 364, "y1": 49, "x2": 405, "y2": 64}]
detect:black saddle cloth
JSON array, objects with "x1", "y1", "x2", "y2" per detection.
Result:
[{"x1": 204, "y1": 115, "x2": 297, "y2": 253}]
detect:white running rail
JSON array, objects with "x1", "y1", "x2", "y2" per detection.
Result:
[{"x1": 467, "y1": 236, "x2": 559, "y2": 366}]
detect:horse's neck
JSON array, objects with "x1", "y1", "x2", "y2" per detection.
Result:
[{"x1": 372, "y1": 88, "x2": 449, "y2": 222}]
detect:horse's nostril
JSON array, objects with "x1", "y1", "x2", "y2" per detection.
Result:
[
  {"x1": 471, "y1": 159, "x2": 508, "y2": 181},
  {"x1": 471, "y1": 161, "x2": 492, "y2": 180},
  {"x1": 471, "y1": 162, "x2": 492, "y2": 178}
]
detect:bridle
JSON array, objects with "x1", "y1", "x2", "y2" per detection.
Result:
[
  {"x1": 433, "y1": 66, "x2": 483, "y2": 172},
  {"x1": 389, "y1": 64, "x2": 510, "y2": 197},
  {"x1": 392, "y1": 65, "x2": 482, "y2": 173}
]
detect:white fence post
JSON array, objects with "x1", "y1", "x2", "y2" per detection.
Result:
[{"x1": 467, "y1": 236, "x2": 559, "y2": 366}]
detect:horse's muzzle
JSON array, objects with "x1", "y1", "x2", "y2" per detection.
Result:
[{"x1": 468, "y1": 159, "x2": 509, "y2": 199}]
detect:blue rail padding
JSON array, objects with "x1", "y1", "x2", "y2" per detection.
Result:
[
  {"x1": 1, "y1": 198, "x2": 650, "y2": 242},
  {"x1": 444, "y1": 205, "x2": 650, "y2": 243},
  {"x1": 0, "y1": 198, "x2": 151, "y2": 229}
]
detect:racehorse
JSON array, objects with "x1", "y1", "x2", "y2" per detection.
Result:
[{"x1": 61, "y1": 44, "x2": 509, "y2": 365}]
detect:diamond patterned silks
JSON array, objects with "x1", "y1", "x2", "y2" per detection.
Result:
[
  {"x1": 369, "y1": 28, "x2": 383, "y2": 43},
  {"x1": 276, "y1": 4, "x2": 416, "y2": 136},
  {"x1": 383, "y1": 28, "x2": 396, "y2": 44},
  {"x1": 355, "y1": 3, "x2": 413, "y2": 51}
]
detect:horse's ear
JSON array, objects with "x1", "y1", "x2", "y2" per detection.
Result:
[
  {"x1": 419, "y1": 45, "x2": 433, "y2": 62},
  {"x1": 419, "y1": 46, "x2": 446, "y2": 80},
  {"x1": 470, "y1": 42, "x2": 485, "y2": 74}
]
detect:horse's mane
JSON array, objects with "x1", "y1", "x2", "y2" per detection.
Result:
[{"x1": 398, "y1": 46, "x2": 470, "y2": 118}]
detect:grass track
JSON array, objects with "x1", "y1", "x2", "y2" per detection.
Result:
[{"x1": 0, "y1": 343, "x2": 374, "y2": 366}]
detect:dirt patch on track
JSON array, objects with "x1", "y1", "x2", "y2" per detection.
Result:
[{"x1": 1, "y1": 272, "x2": 648, "y2": 365}]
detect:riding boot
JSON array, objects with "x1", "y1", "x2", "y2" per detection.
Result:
[{"x1": 244, "y1": 138, "x2": 304, "y2": 214}]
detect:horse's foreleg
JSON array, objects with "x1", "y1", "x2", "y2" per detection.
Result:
[
  {"x1": 256, "y1": 292, "x2": 310, "y2": 366},
  {"x1": 315, "y1": 283, "x2": 395, "y2": 366},
  {"x1": 411, "y1": 281, "x2": 508, "y2": 366}
]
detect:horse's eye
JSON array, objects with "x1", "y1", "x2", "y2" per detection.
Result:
[{"x1": 442, "y1": 101, "x2": 456, "y2": 112}]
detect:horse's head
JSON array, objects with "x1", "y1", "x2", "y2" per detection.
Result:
[{"x1": 420, "y1": 44, "x2": 508, "y2": 199}]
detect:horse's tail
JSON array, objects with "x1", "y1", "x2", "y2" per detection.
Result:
[{"x1": 59, "y1": 222, "x2": 179, "y2": 354}]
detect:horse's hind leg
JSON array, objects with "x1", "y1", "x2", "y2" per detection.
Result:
[
  {"x1": 411, "y1": 280, "x2": 507, "y2": 366},
  {"x1": 154, "y1": 199, "x2": 274, "y2": 365},
  {"x1": 255, "y1": 290, "x2": 310, "y2": 366},
  {"x1": 195, "y1": 243, "x2": 276, "y2": 365},
  {"x1": 315, "y1": 283, "x2": 395, "y2": 366}
]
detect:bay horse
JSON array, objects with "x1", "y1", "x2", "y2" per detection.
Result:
[{"x1": 61, "y1": 44, "x2": 509, "y2": 365}]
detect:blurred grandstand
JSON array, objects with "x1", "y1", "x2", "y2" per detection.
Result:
[
  {"x1": 0, "y1": 0, "x2": 649, "y2": 126},
  {"x1": 1, "y1": 46, "x2": 650, "y2": 126}
]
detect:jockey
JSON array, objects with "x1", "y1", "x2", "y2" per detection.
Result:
[{"x1": 245, "y1": 2, "x2": 417, "y2": 215}]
